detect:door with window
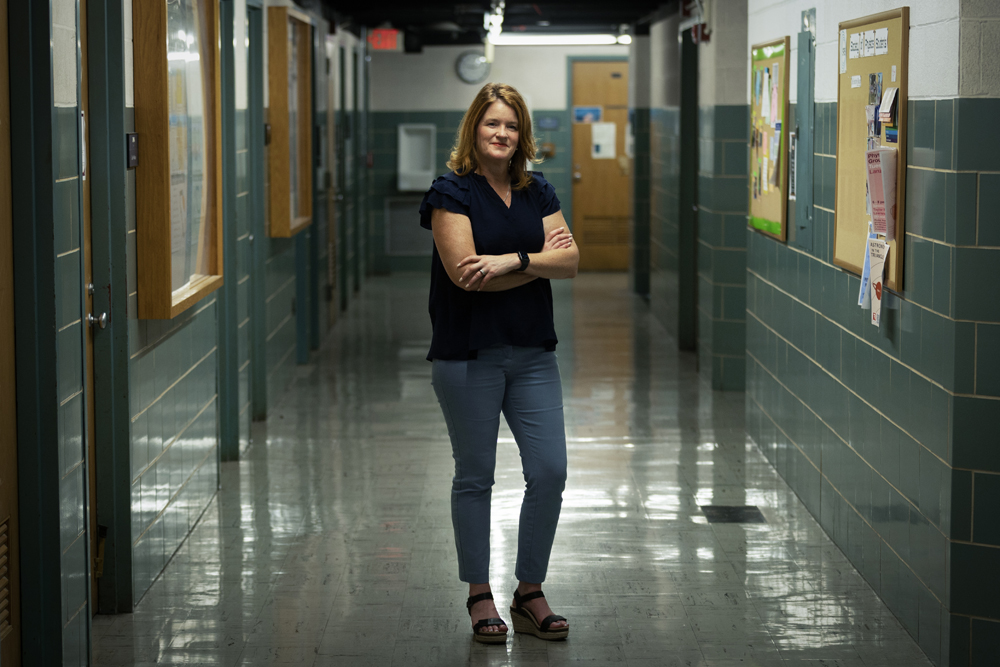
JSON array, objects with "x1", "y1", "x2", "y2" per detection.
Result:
[{"x1": 571, "y1": 60, "x2": 631, "y2": 271}]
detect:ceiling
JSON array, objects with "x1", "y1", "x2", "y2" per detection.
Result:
[{"x1": 312, "y1": 1, "x2": 667, "y2": 46}]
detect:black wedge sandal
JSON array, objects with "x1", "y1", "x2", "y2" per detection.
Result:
[
  {"x1": 510, "y1": 589, "x2": 569, "y2": 641},
  {"x1": 467, "y1": 591, "x2": 508, "y2": 644}
]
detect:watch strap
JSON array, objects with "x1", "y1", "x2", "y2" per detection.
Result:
[{"x1": 516, "y1": 250, "x2": 529, "y2": 271}]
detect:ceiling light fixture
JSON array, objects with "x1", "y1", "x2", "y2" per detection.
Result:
[{"x1": 487, "y1": 33, "x2": 625, "y2": 46}]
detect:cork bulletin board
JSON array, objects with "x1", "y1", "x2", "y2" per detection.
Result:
[
  {"x1": 748, "y1": 37, "x2": 791, "y2": 241},
  {"x1": 833, "y1": 8, "x2": 909, "y2": 291}
]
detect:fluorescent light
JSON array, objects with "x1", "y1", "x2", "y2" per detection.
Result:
[
  {"x1": 617, "y1": 35, "x2": 632, "y2": 45},
  {"x1": 487, "y1": 33, "x2": 619, "y2": 46}
]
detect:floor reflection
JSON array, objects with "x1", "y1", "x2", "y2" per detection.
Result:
[{"x1": 92, "y1": 273, "x2": 931, "y2": 666}]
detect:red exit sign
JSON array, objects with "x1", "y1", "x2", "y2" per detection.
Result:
[{"x1": 368, "y1": 29, "x2": 401, "y2": 51}]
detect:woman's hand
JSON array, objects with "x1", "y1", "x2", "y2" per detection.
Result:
[
  {"x1": 543, "y1": 227, "x2": 574, "y2": 252},
  {"x1": 457, "y1": 253, "x2": 520, "y2": 291}
]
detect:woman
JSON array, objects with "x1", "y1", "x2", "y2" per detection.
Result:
[{"x1": 419, "y1": 82, "x2": 579, "y2": 644}]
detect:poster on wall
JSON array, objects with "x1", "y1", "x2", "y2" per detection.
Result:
[
  {"x1": 591, "y1": 122, "x2": 616, "y2": 159},
  {"x1": 573, "y1": 106, "x2": 602, "y2": 123}
]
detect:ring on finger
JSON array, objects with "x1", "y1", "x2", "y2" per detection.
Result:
[{"x1": 479, "y1": 268, "x2": 486, "y2": 276}]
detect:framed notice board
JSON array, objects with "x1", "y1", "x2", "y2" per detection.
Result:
[
  {"x1": 748, "y1": 37, "x2": 790, "y2": 241},
  {"x1": 834, "y1": 8, "x2": 909, "y2": 291},
  {"x1": 268, "y1": 6, "x2": 313, "y2": 238}
]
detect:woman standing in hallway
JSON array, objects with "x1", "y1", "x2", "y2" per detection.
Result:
[{"x1": 419, "y1": 82, "x2": 579, "y2": 644}]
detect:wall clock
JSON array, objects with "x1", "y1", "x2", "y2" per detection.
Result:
[{"x1": 456, "y1": 51, "x2": 490, "y2": 84}]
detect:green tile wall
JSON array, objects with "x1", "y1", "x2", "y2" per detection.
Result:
[
  {"x1": 745, "y1": 98, "x2": 1000, "y2": 666},
  {"x1": 698, "y1": 105, "x2": 748, "y2": 391},
  {"x1": 368, "y1": 109, "x2": 574, "y2": 274},
  {"x1": 235, "y1": 108, "x2": 252, "y2": 454},
  {"x1": 650, "y1": 106, "x2": 681, "y2": 340},
  {"x1": 125, "y1": 104, "x2": 221, "y2": 604},
  {"x1": 631, "y1": 107, "x2": 651, "y2": 296}
]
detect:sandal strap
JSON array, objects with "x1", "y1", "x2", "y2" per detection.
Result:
[
  {"x1": 513, "y1": 589, "x2": 546, "y2": 607},
  {"x1": 473, "y1": 617, "x2": 507, "y2": 632},
  {"x1": 467, "y1": 591, "x2": 495, "y2": 612},
  {"x1": 539, "y1": 614, "x2": 567, "y2": 632}
]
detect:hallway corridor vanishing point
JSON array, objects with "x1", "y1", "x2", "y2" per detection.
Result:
[{"x1": 92, "y1": 274, "x2": 933, "y2": 666}]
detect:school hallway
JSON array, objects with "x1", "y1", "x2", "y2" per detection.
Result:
[{"x1": 89, "y1": 273, "x2": 932, "y2": 667}]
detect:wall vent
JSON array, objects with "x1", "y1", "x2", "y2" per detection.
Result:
[{"x1": 0, "y1": 519, "x2": 11, "y2": 639}]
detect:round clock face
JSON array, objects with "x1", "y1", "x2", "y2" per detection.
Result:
[{"x1": 456, "y1": 51, "x2": 490, "y2": 84}]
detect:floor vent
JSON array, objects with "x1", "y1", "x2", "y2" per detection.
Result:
[
  {"x1": 699, "y1": 505, "x2": 767, "y2": 524},
  {"x1": 0, "y1": 519, "x2": 10, "y2": 638}
]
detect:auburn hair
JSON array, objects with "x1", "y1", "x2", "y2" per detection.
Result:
[{"x1": 448, "y1": 82, "x2": 538, "y2": 190}]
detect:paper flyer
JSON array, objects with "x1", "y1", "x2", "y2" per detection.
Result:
[
  {"x1": 866, "y1": 147, "x2": 898, "y2": 240},
  {"x1": 868, "y1": 238, "x2": 890, "y2": 327},
  {"x1": 858, "y1": 223, "x2": 877, "y2": 308},
  {"x1": 841, "y1": 30, "x2": 848, "y2": 72},
  {"x1": 761, "y1": 68, "x2": 771, "y2": 120},
  {"x1": 590, "y1": 122, "x2": 616, "y2": 159}
]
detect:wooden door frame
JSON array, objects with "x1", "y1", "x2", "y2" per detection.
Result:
[{"x1": 566, "y1": 55, "x2": 629, "y2": 232}]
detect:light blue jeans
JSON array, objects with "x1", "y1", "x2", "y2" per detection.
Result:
[{"x1": 432, "y1": 345, "x2": 567, "y2": 584}]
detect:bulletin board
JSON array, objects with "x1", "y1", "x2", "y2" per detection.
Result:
[
  {"x1": 833, "y1": 8, "x2": 909, "y2": 292},
  {"x1": 748, "y1": 37, "x2": 790, "y2": 241}
]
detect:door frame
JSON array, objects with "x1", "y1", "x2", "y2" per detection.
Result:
[
  {"x1": 219, "y1": 0, "x2": 240, "y2": 461},
  {"x1": 566, "y1": 54, "x2": 629, "y2": 234},
  {"x1": 0, "y1": 0, "x2": 21, "y2": 661},
  {"x1": 86, "y1": 0, "x2": 136, "y2": 612},
  {"x1": 9, "y1": 1, "x2": 97, "y2": 660},
  {"x1": 248, "y1": 0, "x2": 268, "y2": 421}
]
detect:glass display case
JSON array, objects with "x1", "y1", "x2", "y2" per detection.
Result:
[{"x1": 268, "y1": 6, "x2": 313, "y2": 237}]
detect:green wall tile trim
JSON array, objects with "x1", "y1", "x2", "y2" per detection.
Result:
[
  {"x1": 956, "y1": 98, "x2": 1000, "y2": 172},
  {"x1": 977, "y1": 173, "x2": 1000, "y2": 247},
  {"x1": 971, "y1": 472, "x2": 1000, "y2": 547},
  {"x1": 951, "y1": 542, "x2": 1000, "y2": 619}
]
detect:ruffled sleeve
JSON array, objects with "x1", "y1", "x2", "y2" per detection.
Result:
[
  {"x1": 529, "y1": 172, "x2": 562, "y2": 218},
  {"x1": 419, "y1": 173, "x2": 472, "y2": 229}
]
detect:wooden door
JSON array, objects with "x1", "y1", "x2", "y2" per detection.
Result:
[
  {"x1": 79, "y1": 0, "x2": 99, "y2": 605},
  {"x1": 571, "y1": 61, "x2": 630, "y2": 271},
  {"x1": 0, "y1": 0, "x2": 22, "y2": 661}
]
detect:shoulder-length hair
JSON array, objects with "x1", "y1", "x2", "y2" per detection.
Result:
[{"x1": 448, "y1": 82, "x2": 538, "y2": 190}]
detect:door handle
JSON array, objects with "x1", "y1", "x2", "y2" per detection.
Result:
[{"x1": 87, "y1": 312, "x2": 108, "y2": 329}]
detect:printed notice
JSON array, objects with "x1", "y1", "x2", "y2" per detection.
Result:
[
  {"x1": 590, "y1": 122, "x2": 616, "y2": 159},
  {"x1": 864, "y1": 30, "x2": 876, "y2": 57},
  {"x1": 841, "y1": 30, "x2": 848, "y2": 72},
  {"x1": 891, "y1": 65, "x2": 897, "y2": 82},
  {"x1": 852, "y1": 75, "x2": 862, "y2": 88},
  {"x1": 868, "y1": 238, "x2": 890, "y2": 327},
  {"x1": 875, "y1": 28, "x2": 888, "y2": 55},
  {"x1": 170, "y1": 183, "x2": 187, "y2": 254},
  {"x1": 849, "y1": 32, "x2": 861, "y2": 60}
]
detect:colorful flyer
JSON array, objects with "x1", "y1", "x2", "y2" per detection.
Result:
[
  {"x1": 868, "y1": 238, "x2": 890, "y2": 327},
  {"x1": 858, "y1": 223, "x2": 878, "y2": 308},
  {"x1": 866, "y1": 147, "x2": 898, "y2": 240}
]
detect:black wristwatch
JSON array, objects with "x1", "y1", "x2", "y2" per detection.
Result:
[{"x1": 516, "y1": 250, "x2": 530, "y2": 272}]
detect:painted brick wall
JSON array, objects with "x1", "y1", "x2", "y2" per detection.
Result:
[
  {"x1": 649, "y1": 106, "x2": 681, "y2": 341},
  {"x1": 698, "y1": 105, "x2": 749, "y2": 390}
]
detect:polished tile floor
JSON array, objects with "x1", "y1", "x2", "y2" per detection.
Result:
[{"x1": 92, "y1": 273, "x2": 933, "y2": 666}]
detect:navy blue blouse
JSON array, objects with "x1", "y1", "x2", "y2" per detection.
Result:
[{"x1": 419, "y1": 171, "x2": 562, "y2": 361}]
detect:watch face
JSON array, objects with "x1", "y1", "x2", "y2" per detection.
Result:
[{"x1": 456, "y1": 52, "x2": 490, "y2": 84}]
